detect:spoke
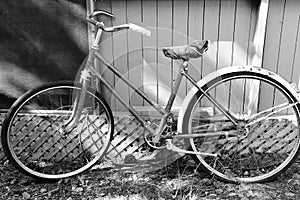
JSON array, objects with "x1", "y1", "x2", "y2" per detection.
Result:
[{"x1": 246, "y1": 102, "x2": 298, "y2": 127}]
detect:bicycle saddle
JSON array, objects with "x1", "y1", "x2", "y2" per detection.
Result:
[{"x1": 162, "y1": 40, "x2": 209, "y2": 60}]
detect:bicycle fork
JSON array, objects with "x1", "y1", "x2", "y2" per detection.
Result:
[
  {"x1": 63, "y1": 53, "x2": 96, "y2": 133},
  {"x1": 63, "y1": 29, "x2": 103, "y2": 132}
]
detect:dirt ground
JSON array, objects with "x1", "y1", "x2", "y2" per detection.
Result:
[{"x1": 1, "y1": 156, "x2": 300, "y2": 200}]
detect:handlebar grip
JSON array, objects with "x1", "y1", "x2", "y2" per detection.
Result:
[{"x1": 128, "y1": 23, "x2": 151, "y2": 37}]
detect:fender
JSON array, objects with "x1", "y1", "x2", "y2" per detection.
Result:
[{"x1": 177, "y1": 65, "x2": 300, "y2": 133}]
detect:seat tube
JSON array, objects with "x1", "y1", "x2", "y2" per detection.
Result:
[
  {"x1": 183, "y1": 67, "x2": 239, "y2": 126},
  {"x1": 165, "y1": 60, "x2": 188, "y2": 112}
]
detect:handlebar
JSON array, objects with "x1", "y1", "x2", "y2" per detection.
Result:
[{"x1": 86, "y1": 10, "x2": 151, "y2": 37}]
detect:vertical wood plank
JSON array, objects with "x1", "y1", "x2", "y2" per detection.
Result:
[
  {"x1": 173, "y1": 0, "x2": 188, "y2": 102},
  {"x1": 111, "y1": 0, "x2": 130, "y2": 111},
  {"x1": 274, "y1": 0, "x2": 300, "y2": 108},
  {"x1": 260, "y1": 0, "x2": 285, "y2": 110},
  {"x1": 200, "y1": 0, "x2": 220, "y2": 113},
  {"x1": 142, "y1": 0, "x2": 158, "y2": 105},
  {"x1": 127, "y1": 0, "x2": 143, "y2": 106},
  {"x1": 277, "y1": 0, "x2": 300, "y2": 81},
  {"x1": 250, "y1": 0, "x2": 270, "y2": 113},
  {"x1": 248, "y1": 0, "x2": 259, "y2": 65},
  {"x1": 291, "y1": 14, "x2": 300, "y2": 85},
  {"x1": 216, "y1": 0, "x2": 237, "y2": 112},
  {"x1": 262, "y1": 0, "x2": 285, "y2": 73},
  {"x1": 202, "y1": 0, "x2": 221, "y2": 77},
  {"x1": 157, "y1": 0, "x2": 173, "y2": 106},
  {"x1": 188, "y1": 0, "x2": 204, "y2": 87},
  {"x1": 217, "y1": 0, "x2": 235, "y2": 69},
  {"x1": 236, "y1": 0, "x2": 260, "y2": 114},
  {"x1": 233, "y1": 0, "x2": 255, "y2": 66}
]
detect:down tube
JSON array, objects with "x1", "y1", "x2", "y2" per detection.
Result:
[{"x1": 89, "y1": 67, "x2": 146, "y2": 124}]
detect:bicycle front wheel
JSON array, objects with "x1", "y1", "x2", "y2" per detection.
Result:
[
  {"x1": 1, "y1": 81, "x2": 114, "y2": 181},
  {"x1": 182, "y1": 66, "x2": 300, "y2": 183}
]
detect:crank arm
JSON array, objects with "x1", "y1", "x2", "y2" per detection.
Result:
[{"x1": 166, "y1": 139, "x2": 217, "y2": 157}]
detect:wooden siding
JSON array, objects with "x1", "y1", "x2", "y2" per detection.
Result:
[
  {"x1": 92, "y1": 0, "x2": 259, "y2": 111},
  {"x1": 0, "y1": 0, "x2": 299, "y2": 110},
  {"x1": 263, "y1": 0, "x2": 300, "y2": 82},
  {"x1": 261, "y1": 0, "x2": 300, "y2": 108}
]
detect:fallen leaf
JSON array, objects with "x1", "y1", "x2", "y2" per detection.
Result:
[
  {"x1": 40, "y1": 188, "x2": 47, "y2": 193},
  {"x1": 22, "y1": 191, "x2": 31, "y2": 199},
  {"x1": 228, "y1": 192, "x2": 237, "y2": 197},
  {"x1": 215, "y1": 189, "x2": 223, "y2": 194},
  {"x1": 285, "y1": 192, "x2": 295, "y2": 197}
]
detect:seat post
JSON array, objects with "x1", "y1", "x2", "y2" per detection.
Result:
[{"x1": 181, "y1": 60, "x2": 189, "y2": 71}]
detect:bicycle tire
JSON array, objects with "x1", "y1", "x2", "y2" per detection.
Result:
[
  {"x1": 181, "y1": 66, "x2": 300, "y2": 183},
  {"x1": 1, "y1": 81, "x2": 114, "y2": 181}
]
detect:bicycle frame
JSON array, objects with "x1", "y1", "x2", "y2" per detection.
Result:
[
  {"x1": 68, "y1": 27, "x2": 240, "y2": 147},
  {"x1": 89, "y1": 49, "x2": 188, "y2": 139},
  {"x1": 5, "y1": 9, "x2": 300, "y2": 183}
]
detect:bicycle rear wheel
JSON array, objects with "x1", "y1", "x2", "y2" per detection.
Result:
[
  {"x1": 182, "y1": 67, "x2": 300, "y2": 183},
  {"x1": 1, "y1": 81, "x2": 114, "y2": 181}
]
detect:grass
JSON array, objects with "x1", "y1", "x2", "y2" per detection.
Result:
[{"x1": 1, "y1": 157, "x2": 300, "y2": 199}]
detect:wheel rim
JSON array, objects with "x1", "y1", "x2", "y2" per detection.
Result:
[
  {"x1": 188, "y1": 74, "x2": 300, "y2": 182},
  {"x1": 6, "y1": 84, "x2": 112, "y2": 180}
]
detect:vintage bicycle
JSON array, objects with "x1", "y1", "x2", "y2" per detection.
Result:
[{"x1": 2, "y1": 10, "x2": 300, "y2": 183}]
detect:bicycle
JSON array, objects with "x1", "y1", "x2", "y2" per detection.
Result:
[{"x1": 2, "y1": 10, "x2": 300, "y2": 183}]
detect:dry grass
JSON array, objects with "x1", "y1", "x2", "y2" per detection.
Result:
[{"x1": 1, "y1": 157, "x2": 300, "y2": 200}]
